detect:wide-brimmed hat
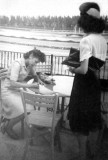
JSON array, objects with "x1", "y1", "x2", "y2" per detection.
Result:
[{"x1": 79, "y1": 2, "x2": 100, "y2": 19}]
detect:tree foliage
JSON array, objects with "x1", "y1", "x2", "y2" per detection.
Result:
[
  {"x1": 0, "y1": 15, "x2": 108, "y2": 31},
  {"x1": 0, "y1": 15, "x2": 79, "y2": 30}
]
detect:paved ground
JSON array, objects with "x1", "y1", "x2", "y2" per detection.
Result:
[
  {"x1": 97, "y1": 127, "x2": 108, "y2": 160},
  {"x1": 0, "y1": 120, "x2": 108, "y2": 160},
  {"x1": 0, "y1": 121, "x2": 79, "y2": 160}
]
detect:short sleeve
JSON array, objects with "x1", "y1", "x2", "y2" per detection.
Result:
[
  {"x1": 10, "y1": 61, "x2": 20, "y2": 81},
  {"x1": 80, "y1": 37, "x2": 92, "y2": 62}
]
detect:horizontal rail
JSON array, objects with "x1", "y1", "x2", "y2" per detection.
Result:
[
  {"x1": 0, "y1": 50, "x2": 73, "y2": 76},
  {"x1": 0, "y1": 50, "x2": 108, "y2": 78}
]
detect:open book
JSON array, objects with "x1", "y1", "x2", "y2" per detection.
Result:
[
  {"x1": 24, "y1": 72, "x2": 55, "y2": 85},
  {"x1": 27, "y1": 77, "x2": 55, "y2": 95}
]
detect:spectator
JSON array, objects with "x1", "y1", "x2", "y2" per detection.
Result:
[{"x1": 68, "y1": 2, "x2": 107, "y2": 160}]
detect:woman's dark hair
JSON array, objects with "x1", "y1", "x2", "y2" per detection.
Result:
[
  {"x1": 77, "y1": 14, "x2": 105, "y2": 33},
  {"x1": 24, "y1": 49, "x2": 46, "y2": 62}
]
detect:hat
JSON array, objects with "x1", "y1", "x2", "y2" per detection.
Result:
[{"x1": 79, "y1": 2, "x2": 100, "y2": 19}]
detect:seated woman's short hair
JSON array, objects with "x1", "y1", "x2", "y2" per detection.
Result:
[{"x1": 24, "y1": 49, "x2": 46, "y2": 62}]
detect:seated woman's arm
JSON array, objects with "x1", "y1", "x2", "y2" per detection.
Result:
[
  {"x1": 10, "y1": 80, "x2": 39, "y2": 88},
  {"x1": 9, "y1": 62, "x2": 39, "y2": 89}
]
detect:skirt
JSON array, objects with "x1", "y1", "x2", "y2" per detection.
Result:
[{"x1": 68, "y1": 70, "x2": 102, "y2": 136}]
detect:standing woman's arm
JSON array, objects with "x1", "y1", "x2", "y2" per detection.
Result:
[
  {"x1": 69, "y1": 37, "x2": 91, "y2": 75},
  {"x1": 69, "y1": 59, "x2": 89, "y2": 75}
]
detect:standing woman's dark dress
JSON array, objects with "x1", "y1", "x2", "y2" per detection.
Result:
[{"x1": 68, "y1": 34, "x2": 107, "y2": 136}]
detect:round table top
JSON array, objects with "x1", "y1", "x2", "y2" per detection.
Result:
[
  {"x1": 27, "y1": 75, "x2": 74, "y2": 97},
  {"x1": 42, "y1": 75, "x2": 74, "y2": 96}
]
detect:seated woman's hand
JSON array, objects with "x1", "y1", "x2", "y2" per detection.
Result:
[
  {"x1": 30, "y1": 82, "x2": 39, "y2": 88},
  {"x1": 39, "y1": 79, "x2": 45, "y2": 85}
]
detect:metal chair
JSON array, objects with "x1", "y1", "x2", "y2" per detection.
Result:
[{"x1": 20, "y1": 90, "x2": 62, "y2": 160}]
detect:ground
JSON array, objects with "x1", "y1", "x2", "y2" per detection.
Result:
[
  {"x1": 0, "y1": 121, "x2": 79, "y2": 160},
  {"x1": 0, "y1": 119, "x2": 108, "y2": 160},
  {"x1": 0, "y1": 76, "x2": 108, "y2": 160}
]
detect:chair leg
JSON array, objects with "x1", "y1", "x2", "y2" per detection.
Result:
[
  {"x1": 57, "y1": 132, "x2": 62, "y2": 152},
  {"x1": 21, "y1": 119, "x2": 24, "y2": 138},
  {"x1": 56, "y1": 124, "x2": 62, "y2": 152},
  {"x1": 29, "y1": 126, "x2": 34, "y2": 146},
  {"x1": 22, "y1": 138, "x2": 29, "y2": 160},
  {"x1": 51, "y1": 130, "x2": 55, "y2": 160},
  {"x1": 22, "y1": 124, "x2": 30, "y2": 160}
]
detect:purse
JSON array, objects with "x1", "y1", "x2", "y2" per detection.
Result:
[
  {"x1": 62, "y1": 47, "x2": 105, "y2": 72},
  {"x1": 99, "y1": 79, "x2": 108, "y2": 92},
  {"x1": 99, "y1": 79, "x2": 108, "y2": 115},
  {"x1": 62, "y1": 47, "x2": 80, "y2": 68}
]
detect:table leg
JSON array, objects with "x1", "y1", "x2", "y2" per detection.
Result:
[{"x1": 60, "y1": 97, "x2": 65, "y2": 127}]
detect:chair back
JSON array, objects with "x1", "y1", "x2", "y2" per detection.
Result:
[{"x1": 20, "y1": 90, "x2": 59, "y2": 129}]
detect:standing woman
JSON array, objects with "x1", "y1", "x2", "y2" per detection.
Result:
[
  {"x1": 1, "y1": 49, "x2": 45, "y2": 139},
  {"x1": 68, "y1": 2, "x2": 107, "y2": 160}
]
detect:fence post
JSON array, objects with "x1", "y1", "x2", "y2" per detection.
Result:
[{"x1": 51, "y1": 54, "x2": 53, "y2": 75}]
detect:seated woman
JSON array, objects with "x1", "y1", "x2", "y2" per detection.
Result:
[{"x1": 1, "y1": 49, "x2": 46, "y2": 139}]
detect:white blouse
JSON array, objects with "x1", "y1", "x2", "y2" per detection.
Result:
[{"x1": 80, "y1": 34, "x2": 107, "y2": 62}]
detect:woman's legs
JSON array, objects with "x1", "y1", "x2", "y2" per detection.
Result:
[
  {"x1": 7, "y1": 114, "x2": 24, "y2": 130},
  {"x1": 87, "y1": 130, "x2": 99, "y2": 156},
  {"x1": 6, "y1": 113, "x2": 24, "y2": 139},
  {"x1": 76, "y1": 133, "x2": 88, "y2": 160}
]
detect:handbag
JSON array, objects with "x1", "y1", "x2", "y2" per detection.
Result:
[
  {"x1": 99, "y1": 79, "x2": 108, "y2": 92},
  {"x1": 62, "y1": 47, "x2": 80, "y2": 68},
  {"x1": 99, "y1": 79, "x2": 108, "y2": 115},
  {"x1": 62, "y1": 47, "x2": 105, "y2": 71}
]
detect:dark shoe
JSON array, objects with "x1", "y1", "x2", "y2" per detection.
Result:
[
  {"x1": 6, "y1": 128, "x2": 19, "y2": 140},
  {"x1": 0, "y1": 117, "x2": 9, "y2": 134}
]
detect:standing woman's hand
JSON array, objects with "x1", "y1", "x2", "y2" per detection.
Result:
[
  {"x1": 0, "y1": 68, "x2": 8, "y2": 80},
  {"x1": 69, "y1": 67, "x2": 75, "y2": 73}
]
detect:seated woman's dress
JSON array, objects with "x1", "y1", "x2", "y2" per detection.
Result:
[{"x1": 1, "y1": 58, "x2": 34, "y2": 119}]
